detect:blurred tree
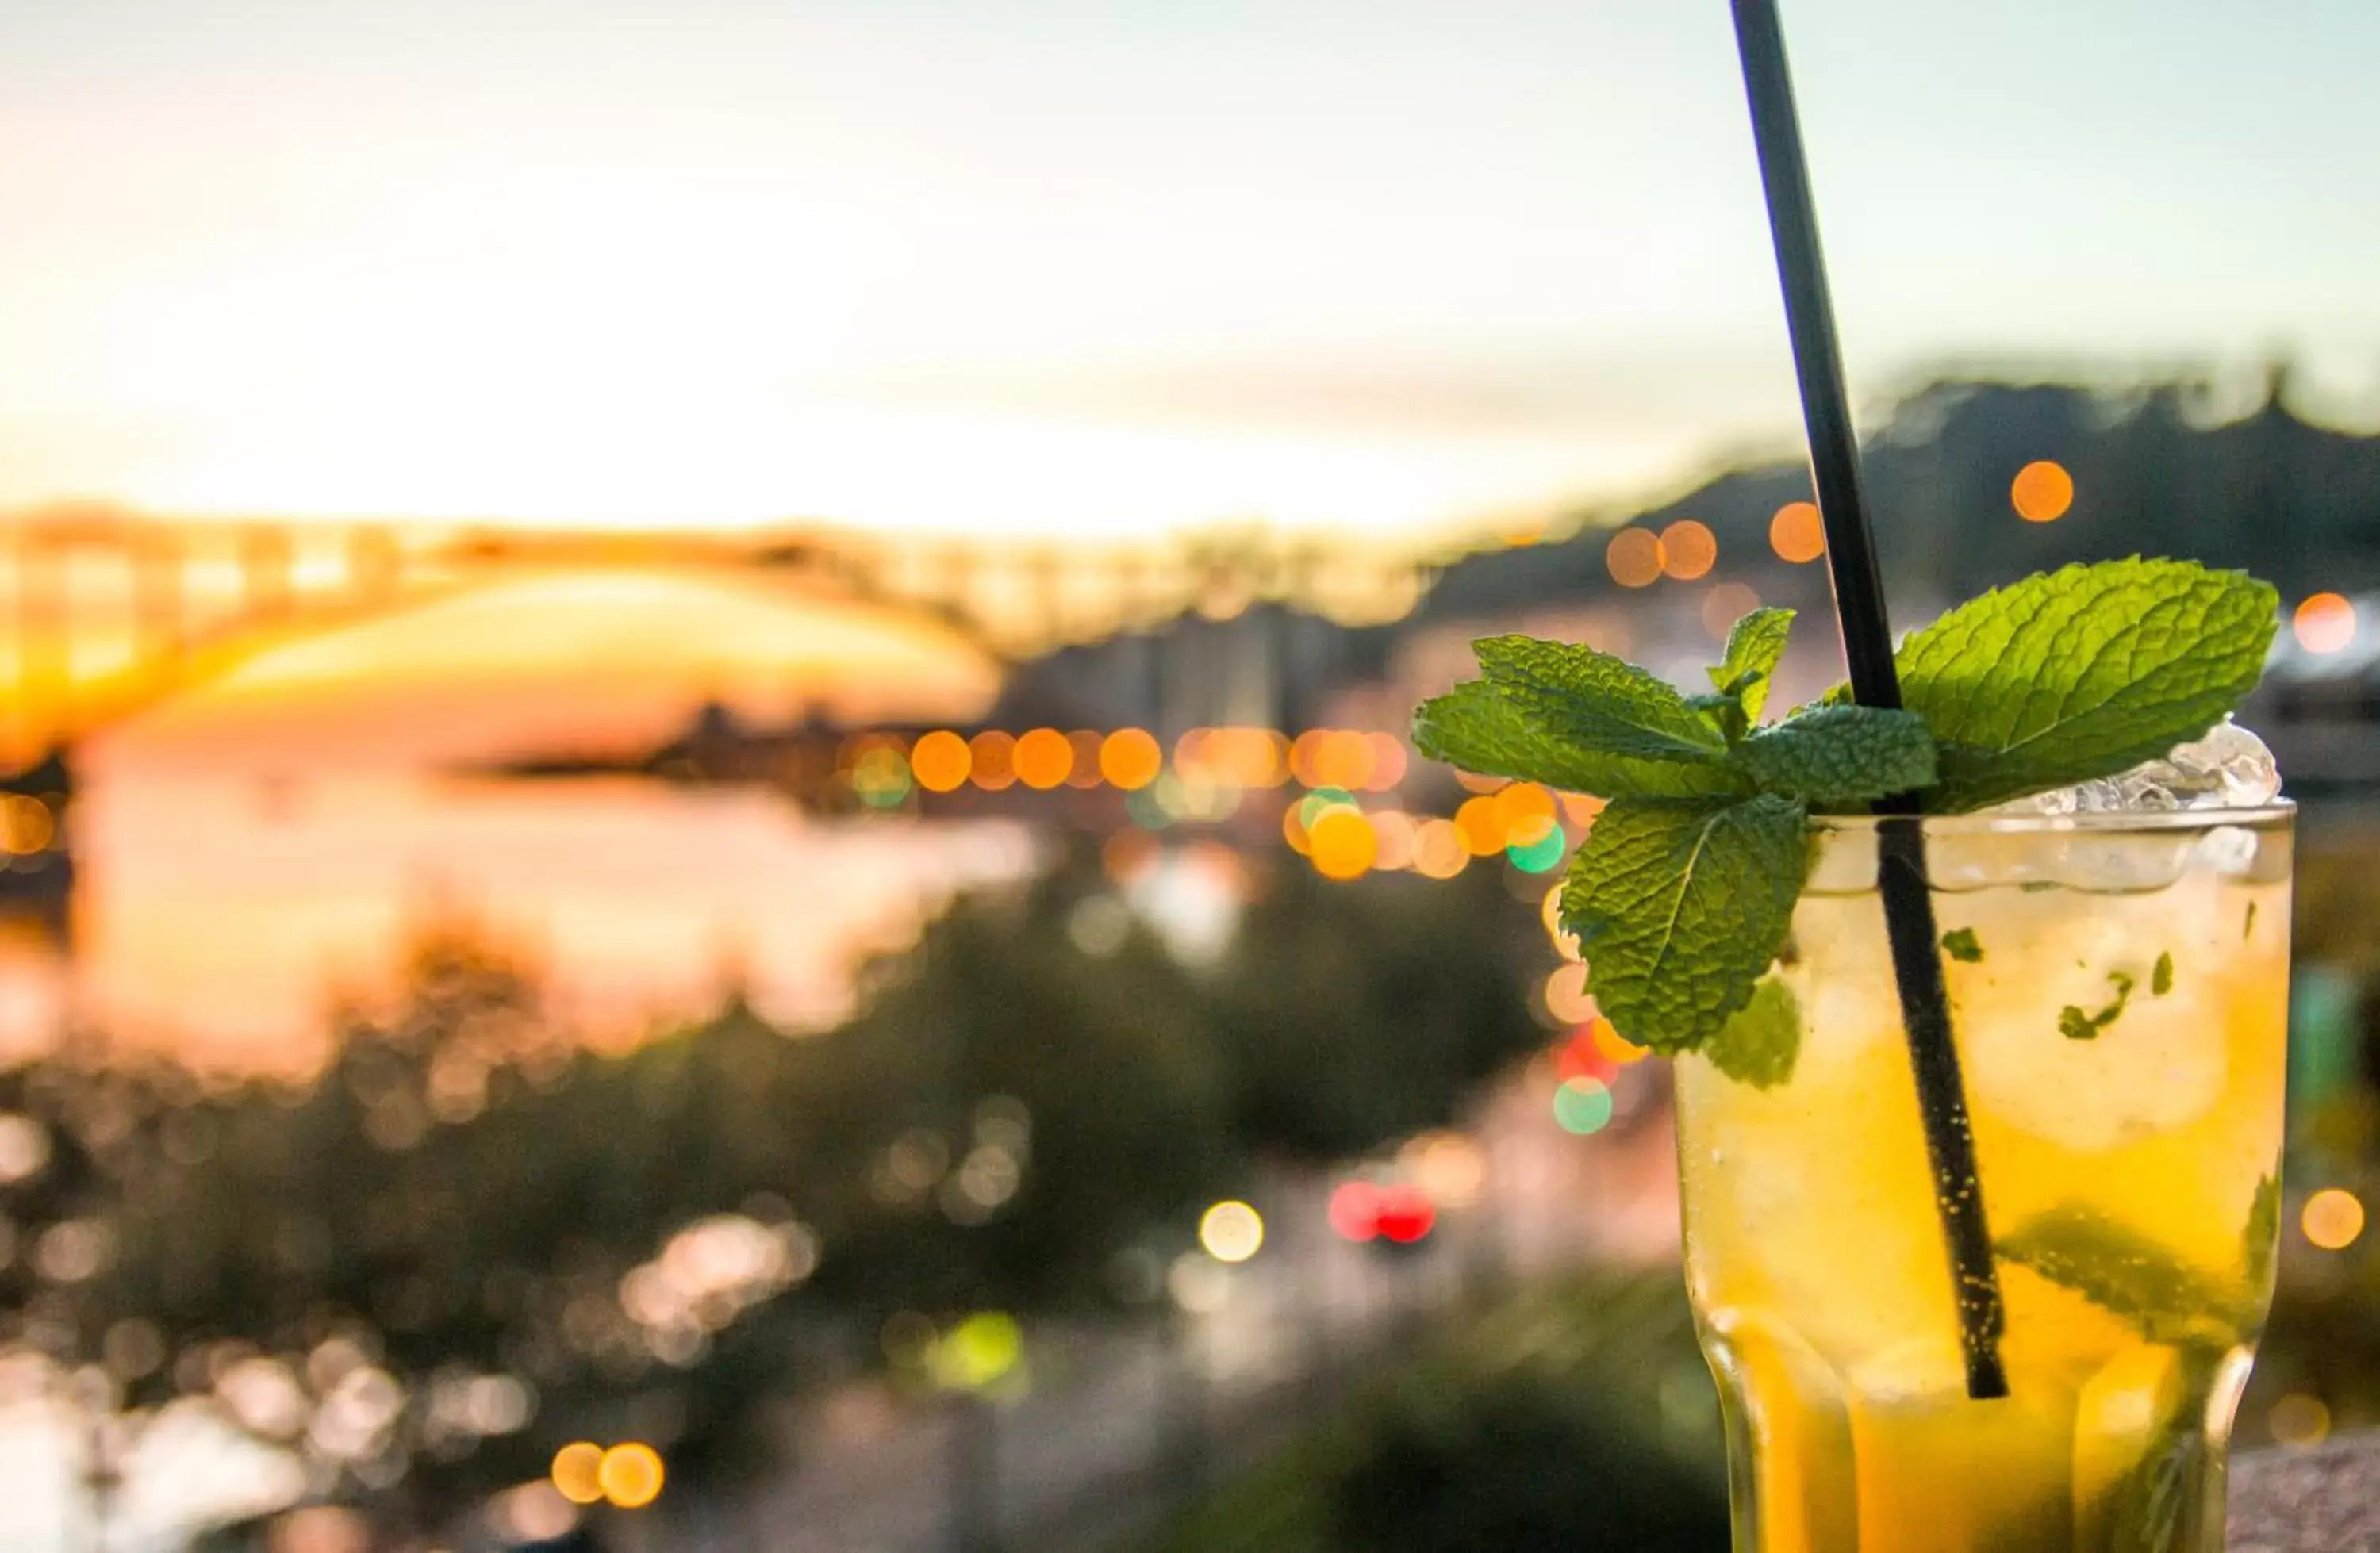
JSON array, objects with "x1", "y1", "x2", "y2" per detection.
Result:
[
  {"x1": 1161, "y1": 1274, "x2": 1729, "y2": 1553},
  {"x1": 0, "y1": 843, "x2": 1547, "y2": 1543},
  {"x1": 1207, "y1": 862, "x2": 1545, "y2": 1161}
]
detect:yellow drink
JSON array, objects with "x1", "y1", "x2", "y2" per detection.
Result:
[{"x1": 1676, "y1": 808, "x2": 2291, "y2": 1553}]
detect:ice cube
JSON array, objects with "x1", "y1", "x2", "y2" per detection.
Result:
[{"x1": 1987, "y1": 719, "x2": 2280, "y2": 816}]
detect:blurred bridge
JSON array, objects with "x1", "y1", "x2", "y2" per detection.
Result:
[{"x1": 0, "y1": 504, "x2": 1430, "y2": 765}]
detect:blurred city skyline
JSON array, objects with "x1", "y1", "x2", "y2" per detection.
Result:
[{"x1": 6, "y1": 1, "x2": 2380, "y2": 538}]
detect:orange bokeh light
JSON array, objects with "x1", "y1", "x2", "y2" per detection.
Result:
[
  {"x1": 967, "y1": 730, "x2": 1016, "y2": 790},
  {"x1": 1363, "y1": 732, "x2": 1408, "y2": 791},
  {"x1": 2294, "y1": 592, "x2": 2356, "y2": 654},
  {"x1": 1606, "y1": 528, "x2": 1662, "y2": 589},
  {"x1": 1659, "y1": 520, "x2": 1717, "y2": 581},
  {"x1": 1308, "y1": 809, "x2": 1379, "y2": 880},
  {"x1": 1589, "y1": 1016, "x2": 1649, "y2": 1065},
  {"x1": 1099, "y1": 728, "x2": 1163, "y2": 790},
  {"x1": 1493, "y1": 782, "x2": 1557, "y2": 847},
  {"x1": 908, "y1": 730, "x2": 972, "y2": 793},
  {"x1": 1013, "y1": 727, "x2": 1074, "y2": 789},
  {"x1": 1309, "y1": 730, "x2": 1376, "y2": 791},
  {"x1": 2011, "y1": 460, "x2": 2075, "y2": 523},
  {"x1": 1454, "y1": 795, "x2": 1507, "y2": 855},
  {"x1": 1064, "y1": 730, "x2": 1104, "y2": 788},
  {"x1": 1770, "y1": 501, "x2": 1825, "y2": 563},
  {"x1": 2303, "y1": 1187, "x2": 2367, "y2": 1251},
  {"x1": 1281, "y1": 801, "x2": 1313, "y2": 855}
]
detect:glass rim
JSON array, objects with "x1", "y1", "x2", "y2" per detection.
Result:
[{"x1": 1807, "y1": 800, "x2": 2295, "y2": 838}]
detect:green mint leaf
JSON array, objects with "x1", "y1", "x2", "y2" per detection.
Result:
[
  {"x1": 2244, "y1": 901, "x2": 2257, "y2": 939},
  {"x1": 1473, "y1": 636, "x2": 1733, "y2": 761},
  {"x1": 2096, "y1": 1344, "x2": 2225, "y2": 1553},
  {"x1": 1413, "y1": 681, "x2": 1753, "y2": 801},
  {"x1": 1686, "y1": 692, "x2": 1749, "y2": 746},
  {"x1": 1732, "y1": 705, "x2": 1938, "y2": 807},
  {"x1": 2244, "y1": 1172, "x2": 2280, "y2": 1291},
  {"x1": 1894, "y1": 558, "x2": 2279, "y2": 812},
  {"x1": 1708, "y1": 607, "x2": 1795, "y2": 723},
  {"x1": 2059, "y1": 971, "x2": 2136, "y2": 1041},
  {"x1": 1940, "y1": 927, "x2": 1984, "y2": 963},
  {"x1": 1997, "y1": 1204, "x2": 2253, "y2": 1344},
  {"x1": 1559, "y1": 795, "x2": 1806, "y2": 1053},
  {"x1": 2152, "y1": 951, "x2": 2174, "y2": 996},
  {"x1": 1702, "y1": 976, "x2": 1800, "y2": 1089}
]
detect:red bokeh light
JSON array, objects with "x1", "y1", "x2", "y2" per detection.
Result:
[
  {"x1": 1557, "y1": 1030, "x2": 1618, "y2": 1086},
  {"x1": 1329, "y1": 1181, "x2": 1382, "y2": 1243},
  {"x1": 1372, "y1": 1186, "x2": 1437, "y2": 1244}
]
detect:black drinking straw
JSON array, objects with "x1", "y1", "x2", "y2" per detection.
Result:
[{"x1": 1729, "y1": 0, "x2": 2009, "y2": 1400}]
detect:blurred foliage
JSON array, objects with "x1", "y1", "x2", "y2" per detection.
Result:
[
  {"x1": 0, "y1": 842, "x2": 1545, "y2": 1541},
  {"x1": 1162, "y1": 1274, "x2": 1728, "y2": 1553}
]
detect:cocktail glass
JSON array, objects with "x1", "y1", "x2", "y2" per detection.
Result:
[{"x1": 1675, "y1": 806, "x2": 2292, "y2": 1552}]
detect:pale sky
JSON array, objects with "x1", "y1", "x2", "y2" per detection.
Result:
[{"x1": 4, "y1": 0, "x2": 2378, "y2": 539}]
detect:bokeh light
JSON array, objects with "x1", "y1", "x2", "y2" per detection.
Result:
[
  {"x1": 1013, "y1": 727, "x2": 1074, "y2": 789},
  {"x1": 1064, "y1": 730, "x2": 1105, "y2": 788},
  {"x1": 968, "y1": 730, "x2": 1017, "y2": 791},
  {"x1": 1493, "y1": 781, "x2": 1556, "y2": 838},
  {"x1": 1099, "y1": 728, "x2": 1163, "y2": 790},
  {"x1": 1541, "y1": 884, "x2": 1580, "y2": 959},
  {"x1": 1769, "y1": 500, "x2": 1825, "y2": 562},
  {"x1": 1658, "y1": 520, "x2": 1717, "y2": 581},
  {"x1": 1299, "y1": 786, "x2": 1359, "y2": 828},
  {"x1": 850, "y1": 745, "x2": 912, "y2": 807},
  {"x1": 1561, "y1": 792, "x2": 1606, "y2": 828},
  {"x1": 1280, "y1": 801, "x2": 1313, "y2": 855},
  {"x1": 1606, "y1": 527, "x2": 1661, "y2": 588},
  {"x1": 2269, "y1": 1394, "x2": 2331, "y2": 1448},
  {"x1": 1701, "y1": 581, "x2": 1763, "y2": 642},
  {"x1": 2295, "y1": 592, "x2": 2357, "y2": 654},
  {"x1": 1198, "y1": 1200, "x2": 1265, "y2": 1263},
  {"x1": 0, "y1": 796, "x2": 57, "y2": 854},
  {"x1": 1557, "y1": 1030, "x2": 1618, "y2": 1086},
  {"x1": 1368, "y1": 810, "x2": 1418, "y2": 871},
  {"x1": 935, "y1": 1312, "x2": 1024, "y2": 1390},
  {"x1": 493, "y1": 1486, "x2": 576, "y2": 1546},
  {"x1": 1589, "y1": 1016, "x2": 1648, "y2": 1065},
  {"x1": 1506, "y1": 826, "x2": 1566, "y2": 873},
  {"x1": 1329, "y1": 1181, "x2": 1383, "y2": 1242},
  {"x1": 1364, "y1": 732, "x2": 1409, "y2": 791},
  {"x1": 1406, "y1": 1133, "x2": 1486, "y2": 1210},
  {"x1": 2011, "y1": 459, "x2": 2075, "y2": 523},
  {"x1": 550, "y1": 1441, "x2": 605, "y2": 1505},
  {"x1": 597, "y1": 1443, "x2": 666, "y2": 1509},
  {"x1": 1308, "y1": 809, "x2": 1378, "y2": 880},
  {"x1": 908, "y1": 730, "x2": 971, "y2": 793},
  {"x1": 1454, "y1": 795, "x2": 1507, "y2": 856},
  {"x1": 1410, "y1": 819, "x2": 1469, "y2": 879},
  {"x1": 2303, "y1": 1187, "x2": 2366, "y2": 1250},
  {"x1": 1314, "y1": 730, "x2": 1377, "y2": 790},
  {"x1": 1372, "y1": 1186, "x2": 1436, "y2": 1244},
  {"x1": 1553, "y1": 1077, "x2": 1615, "y2": 1135},
  {"x1": 1543, "y1": 964, "x2": 1596, "y2": 1025}
]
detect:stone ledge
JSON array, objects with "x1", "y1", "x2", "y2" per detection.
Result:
[{"x1": 2228, "y1": 1432, "x2": 2380, "y2": 1552}]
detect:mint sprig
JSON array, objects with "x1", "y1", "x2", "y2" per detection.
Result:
[
  {"x1": 1410, "y1": 558, "x2": 2278, "y2": 1059},
  {"x1": 1894, "y1": 558, "x2": 2278, "y2": 812},
  {"x1": 1557, "y1": 797, "x2": 1806, "y2": 1054},
  {"x1": 1996, "y1": 1202, "x2": 2256, "y2": 1343}
]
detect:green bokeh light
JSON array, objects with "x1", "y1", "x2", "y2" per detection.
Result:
[{"x1": 1553, "y1": 1077, "x2": 1614, "y2": 1135}]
